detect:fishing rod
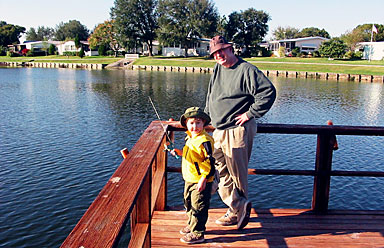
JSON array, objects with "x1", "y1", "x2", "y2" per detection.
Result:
[{"x1": 148, "y1": 96, "x2": 179, "y2": 159}]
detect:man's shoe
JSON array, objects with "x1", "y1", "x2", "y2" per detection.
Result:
[
  {"x1": 180, "y1": 232, "x2": 205, "y2": 244},
  {"x1": 237, "y1": 200, "x2": 252, "y2": 230},
  {"x1": 215, "y1": 212, "x2": 237, "y2": 226},
  {"x1": 179, "y1": 226, "x2": 191, "y2": 235}
]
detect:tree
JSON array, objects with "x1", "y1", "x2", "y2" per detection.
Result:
[
  {"x1": 111, "y1": 0, "x2": 158, "y2": 56},
  {"x1": 158, "y1": 0, "x2": 218, "y2": 57},
  {"x1": 296, "y1": 27, "x2": 330, "y2": 38},
  {"x1": 0, "y1": 21, "x2": 26, "y2": 46},
  {"x1": 216, "y1": 15, "x2": 227, "y2": 36},
  {"x1": 54, "y1": 20, "x2": 89, "y2": 41},
  {"x1": 79, "y1": 47, "x2": 85, "y2": 58},
  {"x1": 26, "y1": 28, "x2": 38, "y2": 40},
  {"x1": 272, "y1": 26, "x2": 299, "y2": 40},
  {"x1": 341, "y1": 24, "x2": 384, "y2": 52},
  {"x1": 318, "y1": 38, "x2": 347, "y2": 58},
  {"x1": 74, "y1": 35, "x2": 81, "y2": 49},
  {"x1": 340, "y1": 29, "x2": 365, "y2": 51},
  {"x1": 348, "y1": 24, "x2": 384, "y2": 42},
  {"x1": 88, "y1": 20, "x2": 121, "y2": 57},
  {"x1": 225, "y1": 8, "x2": 270, "y2": 54},
  {"x1": 26, "y1": 26, "x2": 54, "y2": 41}
]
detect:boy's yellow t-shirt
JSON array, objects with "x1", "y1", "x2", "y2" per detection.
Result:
[{"x1": 181, "y1": 130, "x2": 215, "y2": 183}]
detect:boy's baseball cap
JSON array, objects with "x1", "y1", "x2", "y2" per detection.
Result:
[
  {"x1": 209, "y1": 35, "x2": 232, "y2": 55},
  {"x1": 180, "y1": 107, "x2": 211, "y2": 128}
]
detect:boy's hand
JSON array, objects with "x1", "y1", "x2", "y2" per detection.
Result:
[
  {"x1": 164, "y1": 143, "x2": 172, "y2": 152},
  {"x1": 164, "y1": 143, "x2": 180, "y2": 159},
  {"x1": 196, "y1": 176, "x2": 207, "y2": 192},
  {"x1": 170, "y1": 149, "x2": 177, "y2": 157}
]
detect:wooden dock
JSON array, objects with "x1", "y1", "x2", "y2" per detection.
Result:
[
  {"x1": 152, "y1": 208, "x2": 384, "y2": 247},
  {"x1": 61, "y1": 121, "x2": 384, "y2": 248}
]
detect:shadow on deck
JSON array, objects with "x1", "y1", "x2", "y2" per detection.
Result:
[{"x1": 152, "y1": 208, "x2": 384, "y2": 247}]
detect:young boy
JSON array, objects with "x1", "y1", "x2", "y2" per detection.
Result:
[{"x1": 168, "y1": 107, "x2": 215, "y2": 244}]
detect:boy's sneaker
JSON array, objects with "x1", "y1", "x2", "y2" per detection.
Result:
[
  {"x1": 237, "y1": 200, "x2": 252, "y2": 230},
  {"x1": 215, "y1": 212, "x2": 237, "y2": 226},
  {"x1": 180, "y1": 232, "x2": 205, "y2": 244},
  {"x1": 179, "y1": 226, "x2": 191, "y2": 235}
]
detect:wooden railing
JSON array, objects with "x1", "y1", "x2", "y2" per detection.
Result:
[{"x1": 61, "y1": 121, "x2": 384, "y2": 248}]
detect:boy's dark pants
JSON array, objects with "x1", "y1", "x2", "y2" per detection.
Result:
[{"x1": 184, "y1": 181, "x2": 212, "y2": 234}]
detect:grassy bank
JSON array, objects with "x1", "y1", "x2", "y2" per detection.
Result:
[
  {"x1": 1, "y1": 55, "x2": 384, "y2": 75},
  {"x1": 134, "y1": 56, "x2": 384, "y2": 76},
  {"x1": 0, "y1": 55, "x2": 122, "y2": 64}
]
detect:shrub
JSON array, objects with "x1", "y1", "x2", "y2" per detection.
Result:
[
  {"x1": 278, "y1": 46, "x2": 286, "y2": 57},
  {"x1": 318, "y1": 38, "x2": 347, "y2": 58},
  {"x1": 26, "y1": 50, "x2": 34, "y2": 57},
  {"x1": 63, "y1": 51, "x2": 76, "y2": 56},
  {"x1": 246, "y1": 46, "x2": 272, "y2": 57},
  {"x1": 291, "y1": 47, "x2": 300, "y2": 57},
  {"x1": 7, "y1": 51, "x2": 19, "y2": 57},
  {"x1": 48, "y1": 44, "x2": 56, "y2": 55},
  {"x1": 106, "y1": 50, "x2": 114, "y2": 56},
  {"x1": 344, "y1": 51, "x2": 362, "y2": 60},
  {"x1": 21, "y1": 49, "x2": 29, "y2": 56},
  {"x1": 98, "y1": 44, "x2": 106, "y2": 56},
  {"x1": 0, "y1": 46, "x2": 6, "y2": 56},
  {"x1": 312, "y1": 51, "x2": 320, "y2": 57},
  {"x1": 260, "y1": 48, "x2": 272, "y2": 57}
]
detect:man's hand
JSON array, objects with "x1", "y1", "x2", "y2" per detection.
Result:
[{"x1": 235, "y1": 113, "x2": 249, "y2": 126}]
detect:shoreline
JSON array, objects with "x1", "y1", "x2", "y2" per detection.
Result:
[
  {"x1": 131, "y1": 64, "x2": 384, "y2": 83},
  {"x1": 1, "y1": 61, "x2": 383, "y2": 83},
  {"x1": 0, "y1": 61, "x2": 106, "y2": 69}
]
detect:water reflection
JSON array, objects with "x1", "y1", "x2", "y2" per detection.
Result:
[{"x1": 0, "y1": 68, "x2": 383, "y2": 248}]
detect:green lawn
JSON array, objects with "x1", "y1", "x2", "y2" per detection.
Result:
[
  {"x1": 2, "y1": 55, "x2": 384, "y2": 75},
  {"x1": 133, "y1": 56, "x2": 384, "y2": 76},
  {"x1": 0, "y1": 55, "x2": 122, "y2": 64}
]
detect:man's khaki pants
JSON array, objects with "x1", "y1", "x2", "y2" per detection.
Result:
[{"x1": 212, "y1": 119, "x2": 257, "y2": 214}]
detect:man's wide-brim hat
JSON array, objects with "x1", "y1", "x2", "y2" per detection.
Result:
[
  {"x1": 209, "y1": 35, "x2": 232, "y2": 55},
  {"x1": 180, "y1": 107, "x2": 211, "y2": 128}
]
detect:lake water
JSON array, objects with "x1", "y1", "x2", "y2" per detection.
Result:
[{"x1": 1, "y1": 67, "x2": 383, "y2": 247}]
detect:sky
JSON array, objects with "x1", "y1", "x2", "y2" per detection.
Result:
[{"x1": 1, "y1": 0, "x2": 383, "y2": 40}]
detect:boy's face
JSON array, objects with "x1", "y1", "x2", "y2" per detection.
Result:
[{"x1": 186, "y1": 117, "x2": 205, "y2": 136}]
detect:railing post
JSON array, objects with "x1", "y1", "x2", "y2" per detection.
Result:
[
  {"x1": 153, "y1": 134, "x2": 169, "y2": 211},
  {"x1": 312, "y1": 133, "x2": 335, "y2": 213},
  {"x1": 130, "y1": 170, "x2": 151, "y2": 248}
]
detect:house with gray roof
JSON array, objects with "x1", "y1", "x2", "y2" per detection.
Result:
[{"x1": 268, "y1": 36, "x2": 329, "y2": 56}]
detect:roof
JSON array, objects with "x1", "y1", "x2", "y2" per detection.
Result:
[{"x1": 269, "y1": 36, "x2": 329, "y2": 43}]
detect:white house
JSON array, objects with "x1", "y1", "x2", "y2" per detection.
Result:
[
  {"x1": 162, "y1": 38, "x2": 210, "y2": 57},
  {"x1": 357, "y1": 41, "x2": 384, "y2": 61},
  {"x1": 268, "y1": 37, "x2": 329, "y2": 56},
  {"x1": 12, "y1": 40, "x2": 98, "y2": 56},
  {"x1": 11, "y1": 41, "x2": 61, "y2": 53},
  {"x1": 56, "y1": 40, "x2": 98, "y2": 56},
  {"x1": 142, "y1": 40, "x2": 160, "y2": 56}
]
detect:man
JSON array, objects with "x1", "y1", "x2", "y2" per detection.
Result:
[{"x1": 205, "y1": 35, "x2": 276, "y2": 230}]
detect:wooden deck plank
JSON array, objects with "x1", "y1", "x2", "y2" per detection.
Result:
[{"x1": 151, "y1": 208, "x2": 384, "y2": 248}]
